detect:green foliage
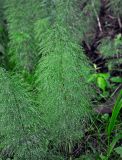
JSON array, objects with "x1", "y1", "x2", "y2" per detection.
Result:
[
  {"x1": 4, "y1": 0, "x2": 41, "y2": 73},
  {"x1": 105, "y1": 134, "x2": 122, "y2": 160},
  {"x1": 101, "y1": 90, "x2": 122, "y2": 160},
  {"x1": 80, "y1": 0, "x2": 101, "y2": 43},
  {"x1": 110, "y1": 0, "x2": 122, "y2": 16},
  {"x1": 0, "y1": 1, "x2": 8, "y2": 68},
  {"x1": 0, "y1": 68, "x2": 45, "y2": 160},
  {"x1": 98, "y1": 34, "x2": 122, "y2": 71},
  {"x1": 0, "y1": 0, "x2": 122, "y2": 159},
  {"x1": 107, "y1": 90, "x2": 122, "y2": 138},
  {"x1": 114, "y1": 146, "x2": 122, "y2": 158},
  {"x1": 99, "y1": 34, "x2": 122, "y2": 57},
  {"x1": 110, "y1": 76, "x2": 122, "y2": 83},
  {"x1": 35, "y1": 0, "x2": 95, "y2": 156},
  {"x1": 88, "y1": 73, "x2": 110, "y2": 97}
]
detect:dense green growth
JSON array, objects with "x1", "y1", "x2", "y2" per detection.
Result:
[
  {"x1": 4, "y1": 0, "x2": 41, "y2": 73},
  {"x1": 0, "y1": 68, "x2": 45, "y2": 160},
  {"x1": 0, "y1": 0, "x2": 122, "y2": 159},
  {"x1": 35, "y1": 1, "x2": 96, "y2": 157}
]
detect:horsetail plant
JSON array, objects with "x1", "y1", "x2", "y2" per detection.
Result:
[
  {"x1": 34, "y1": 0, "x2": 96, "y2": 159},
  {"x1": 0, "y1": 68, "x2": 45, "y2": 160}
]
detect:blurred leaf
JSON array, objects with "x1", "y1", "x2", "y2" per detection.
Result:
[
  {"x1": 110, "y1": 77, "x2": 122, "y2": 83},
  {"x1": 88, "y1": 74, "x2": 97, "y2": 82},
  {"x1": 100, "y1": 154, "x2": 107, "y2": 160},
  {"x1": 97, "y1": 77, "x2": 107, "y2": 91},
  {"x1": 101, "y1": 114, "x2": 109, "y2": 121},
  {"x1": 107, "y1": 133, "x2": 122, "y2": 159},
  {"x1": 107, "y1": 90, "x2": 122, "y2": 137},
  {"x1": 98, "y1": 73, "x2": 110, "y2": 79},
  {"x1": 114, "y1": 146, "x2": 122, "y2": 157}
]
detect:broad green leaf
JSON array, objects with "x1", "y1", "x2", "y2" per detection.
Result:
[
  {"x1": 110, "y1": 77, "x2": 122, "y2": 83},
  {"x1": 97, "y1": 77, "x2": 107, "y2": 91}
]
